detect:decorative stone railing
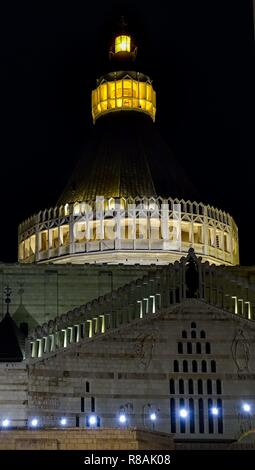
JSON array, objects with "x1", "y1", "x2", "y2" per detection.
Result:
[
  {"x1": 27, "y1": 250, "x2": 254, "y2": 362},
  {"x1": 18, "y1": 197, "x2": 239, "y2": 266}
]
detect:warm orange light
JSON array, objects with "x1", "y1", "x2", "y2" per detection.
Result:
[{"x1": 115, "y1": 35, "x2": 131, "y2": 53}]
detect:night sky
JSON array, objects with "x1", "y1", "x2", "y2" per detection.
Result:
[{"x1": 0, "y1": 1, "x2": 254, "y2": 264}]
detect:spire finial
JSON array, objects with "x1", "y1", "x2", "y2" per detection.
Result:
[
  {"x1": 4, "y1": 285, "x2": 12, "y2": 314},
  {"x1": 120, "y1": 16, "x2": 128, "y2": 32}
]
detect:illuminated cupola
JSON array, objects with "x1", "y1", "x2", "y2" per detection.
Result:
[
  {"x1": 92, "y1": 29, "x2": 156, "y2": 123},
  {"x1": 18, "y1": 21, "x2": 239, "y2": 267}
]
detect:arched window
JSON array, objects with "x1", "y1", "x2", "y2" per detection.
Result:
[
  {"x1": 200, "y1": 330, "x2": 206, "y2": 339},
  {"x1": 192, "y1": 360, "x2": 197, "y2": 373},
  {"x1": 206, "y1": 342, "x2": 211, "y2": 354},
  {"x1": 196, "y1": 342, "x2": 202, "y2": 354},
  {"x1": 179, "y1": 379, "x2": 184, "y2": 394},
  {"x1": 198, "y1": 398, "x2": 204, "y2": 433},
  {"x1": 182, "y1": 330, "x2": 187, "y2": 338},
  {"x1": 183, "y1": 360, "x2": 188, "y2": 373},
  {"x1": 202, "y1": 360, "x2": 207, "y2": 372},
  {"x1": 216, "y1": 379, "x2": 222, "y2": 395},
  {"x1": 169, "y1": 379, "x2": 175, "y2": 394},
  {"x1": 211, "y1": 360, "x2": 216, "y2": 373},
  {"x1": 188, "y1": 379, "x2": 194, "y2": 394},
  {"x1": 178, "y1": 342, "x2": 183, "y2": 354},
  {"x1": 174, "y1": 360, "x2": 179, "y2": 372},
  {"x1": 191, "y1": 322, "x2": 196, "y2": 329},
  {"x1": 198, "y1": 379, "x2": 203, "y2": 394},
  {"x1": 191, "y1": 330, "x2": 196, "y2": 339},
  {"x1": 187, "y1": 342, "x2": 192, "y2": 354},
  {"x1": 207, "y1": 379, "x2": 212, "y2": 395}
]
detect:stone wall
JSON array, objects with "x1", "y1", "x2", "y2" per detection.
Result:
[
  {"x1": 27, "y1": 301, "x2": 255, "y2": 440},
  {"x1": 0, "y1": 362, "x2": 27, "y2": 427},
  {"x1": 0, "y1": 428, "x2": 174, "y2": 450}
]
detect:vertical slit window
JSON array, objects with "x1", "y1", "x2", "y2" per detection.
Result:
[
  {"x1": 207, "y1": 379, "x2": 212, "y2": 395},
  {"x1": 170, "y1": 379, "x2": 175, "y2": 394},
  {"x1": 196, "y1": 342, "x2": 202, "y2": 354},
  {"x1": 178, "y1": 342, "x2": 183, "y2": 354},
  {"x1": 183, "y1": 360, "x2": 188, "y2": 373},
  {"x1": 179, "y1": 379, "x2": 184, "y2": 394},
  {"x1": 91, "y1": 396, "x2": 95, "y2": 412},
  {"x1": 198, "y1": 379, "x2": 203, "y2": 394},
  {"x1": 216, "y1": 379, "x2": 222, "y2": 395},
  {"x1": 174, "y1": 360, "x2": 179, "y2": 372},
  {"x1": 170, "y1": 398, "x2": 176, "y2": 433},
  {"x1": 217, "y1": 399, "x2": 223, "y2": 434},
  {"x1": 192, "y1": 360, "x2": 197, "y2": 373},
  {"x1": 189, "y1": 398, "x2": 195, "y2": 433},
  {"x1": 206, "y1": 342, "x2": 211, "y2": 354},
  {"x1": 202, "y1": 360, "x2": 207, "y2": 373},
  {"x1": 208, "y1": 398, "x2": 214, "y2": 433},
  {"x1": 187, "y1": 342, "x2": 192, "y2": 354},
  {"x1": 188, "y1": 379, "x2": 194, "y2": 394},
  {"x1": 198, "y1": 398, "x2": 204, "y2": 433},
  {"x1": 179, "y1": 398, "x2": 186, "y2": 433},
  {"x1": 81, "y1": 397, "x2": 85, "y2": 412},
  {"x1": 211, "y1": 360, "x2": 216, "y2": 373}
]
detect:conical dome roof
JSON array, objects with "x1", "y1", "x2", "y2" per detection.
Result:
[{"x1": 57, "y1": 112, "x2": 197, "y2": 205}]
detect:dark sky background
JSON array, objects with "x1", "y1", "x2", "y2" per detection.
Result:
[{"x1": 0, "y1": 1, "x2": 254, "y2": 264}]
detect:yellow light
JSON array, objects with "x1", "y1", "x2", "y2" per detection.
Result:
[
  {"x1": 115, "y1": 35, "x2": 131, "y2": 53},
  {"x1": 92, "y1": 78, "x2": 156, "y2": 122}
]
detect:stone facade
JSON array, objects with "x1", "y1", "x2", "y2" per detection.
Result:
[
  {"x1": 0, "y1": 263, "x2": 150, "y2": 328},
  {"x1": 1, "y1": 251, "x2": 255, "y2": 448},
  {"x1": 25, "y1": 300, "x2": 255, "y2": 441},
  {"x1": 0, "y1": 428, "x2": 174, "y2": 450}
]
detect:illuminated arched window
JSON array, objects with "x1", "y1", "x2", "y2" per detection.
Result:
[{"x1": 115, "y1": 35, "x2": 131, "y2": 53}]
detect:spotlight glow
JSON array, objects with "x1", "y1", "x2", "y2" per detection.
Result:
[
  {"x1": 179, "y1": 409, "x2": 188, "y2": 418},
  {"x1": 31, "y1": 418, "x2": 38, "y2": 427},
  {"x1": 150, "y1": 412, "x2": 157, "y2": 421},
  {"x1": 2, "y1": 419, "x2": 10, "y2": 428},
  {"x1": 211, "y1": 407, "x2": 219, "y2": 416},
  {"x1": 119, "y1": 414, "x2": 126, "y2": 424},
  {"x1": 243, "y1": 403, "x2": 251, "y2": 413},
  {"x1": 60, "y1": 418, "x2": 67, "y2": 426},
  {"x1": 89, "y1": 415, "x2": 97, "y2": 426}
]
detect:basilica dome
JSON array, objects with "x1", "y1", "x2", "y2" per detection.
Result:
[{"x1": 18, "y1": 29, "x2": 239, "y2": 266}]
